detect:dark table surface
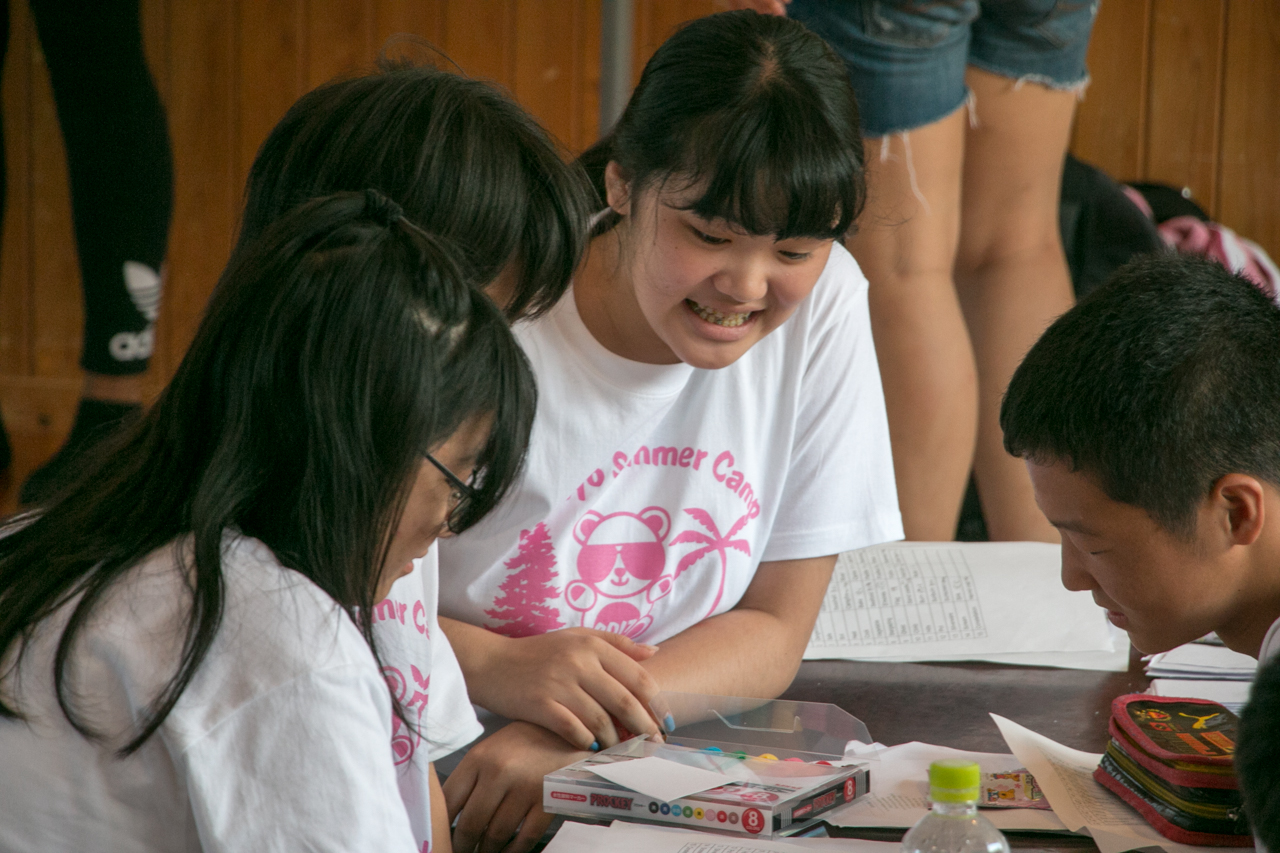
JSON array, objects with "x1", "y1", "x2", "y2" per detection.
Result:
[
  {"x1": 782, "y1": 647, "x2": 1149, "y2": 754},
  {"x1": 778, "y1": 648, "x2": 1151, "y2": 849}
]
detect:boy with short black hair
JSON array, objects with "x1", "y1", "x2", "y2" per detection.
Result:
[
  {"x1": 1001, "y1": 252, "x2": 1280, "y2": 848},
  {"x1": 1001, "y1": 252, "x2": 1280, "y2": 659}
]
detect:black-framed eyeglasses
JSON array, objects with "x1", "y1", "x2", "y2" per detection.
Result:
[{"x1": 425, "y1": 452, "x2": 478, "y2": 531}]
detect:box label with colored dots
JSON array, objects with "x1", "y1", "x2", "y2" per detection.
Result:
[{"x1": 543, "y1": 739, "x2": 870, "y2": 838}]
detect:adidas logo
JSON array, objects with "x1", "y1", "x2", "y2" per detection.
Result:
[
  {"x1": 110, "y1": 327, "x2": 154, "y2": 361},
  {"x1": 123, "y1": 261, "x2": 162, "y2": 322}
]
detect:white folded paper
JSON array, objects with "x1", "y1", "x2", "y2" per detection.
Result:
[
  {"x1": 589, "y1": 755, "x2": 734, "y2": 802},
  {"x1": 1148, "y1": 678, "x2": 1251, "y2": 713},
  {"x1": 1146, "y1": 643, "x2": 1257, "y2": 681},
  {"x1": 823, "y1": 741, "x2": 1068, "y2": 833}
]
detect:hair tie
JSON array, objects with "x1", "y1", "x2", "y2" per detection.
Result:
[{"x1": 363, "y1": 188, "x2": 404, "y2": 226}]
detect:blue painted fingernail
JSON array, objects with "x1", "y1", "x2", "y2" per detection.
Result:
[
  {"x1": 589, "y1": 741, "x2": 600, "y2": 752},
  {"x1": 664, "y1": 713, "x2": 676, "y2": 732}
]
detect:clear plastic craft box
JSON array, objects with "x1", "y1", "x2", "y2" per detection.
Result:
[{"x1": 543, "y1": 692, "x2": 874, "y2": 839}]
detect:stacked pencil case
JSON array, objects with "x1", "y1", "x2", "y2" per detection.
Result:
[{"x1": 1094, "y1": 694, "x2": 1251, "y2": 846}]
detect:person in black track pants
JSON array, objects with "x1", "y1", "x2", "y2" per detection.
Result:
[{"x1": 2, "y1": 0, "x2": 172, "y2": 505}]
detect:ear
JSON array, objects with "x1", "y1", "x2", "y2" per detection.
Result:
[
  {"x1": 574, "y1": 511, "x2": 604, "y2": 545},
  {"x1": 1209, "y1": 474, "x2": 1267, "y2": 546},
  {"x1": 638, "y1": 506, "x2": 671, "y2": 541},
  {"x1": 604, "y1": 161, "x2": 633, "y2": 217}
]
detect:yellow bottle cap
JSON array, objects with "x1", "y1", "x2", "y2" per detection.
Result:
[{"x1": 928, "y1": 759, "x2": 980, "y2": 803}]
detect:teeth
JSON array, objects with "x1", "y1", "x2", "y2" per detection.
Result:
[{"x1": 687, "y1": 300, "x2": 751, "y2": 328}]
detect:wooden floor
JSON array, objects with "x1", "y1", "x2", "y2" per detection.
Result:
[{"x1": 0, "y1": 376, "x2": 87, "y2": 515}]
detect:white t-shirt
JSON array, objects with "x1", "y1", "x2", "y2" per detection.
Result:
[
  {"x1": 1260, "y1": 615, "x2": 1280, "y2": 661},
  {"x1": 439, "y1": 243, "x2": 902, "y2": 643},
  {"x1": 0, "y1": 533, "x2": 419, "y2": 853},
  {"x1": 377, "y1": 545, "x2": 482, "y2": 839}
]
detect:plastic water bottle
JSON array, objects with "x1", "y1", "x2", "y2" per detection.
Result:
[{"x1": 901, "y1": 760, "x2": 1012, "y2": 853}]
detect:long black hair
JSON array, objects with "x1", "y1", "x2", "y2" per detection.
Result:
[
  {"x1": 237, "y1": 62, "x2": 593, "y2": 320},
  {"x1": 580, "y1": 10, "x2": 864, "y2": 241},
  {"x1": 0, "y1": 191, "x2": 536, "y2": 754}
]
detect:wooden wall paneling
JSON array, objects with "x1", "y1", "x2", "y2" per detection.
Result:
[
  {"x1": 1069, "y1": 0, "x2": 1152, "y2": 181},
  {"x1": 632, "y1": 1, "x2": 716, "y2": 84},
  {"x1": 513, "y1": 0, "x2": 587, "y2": 151},
  {"x1": 373, "y1": 0, "x2": 447, "y2": 63},
  {"x1": 164, "y1": 1, "x2": 239, "y2": 369},
  {"x1": 0, "y1": 1, "x2": 76, "y2": 495},
  {"x1": 443, "y1": 0, "x2": 517, "y2": 86},
  {"x1": 577, "y1": 0, "x2": 601, "y2": 151},
  {"x1": 1217, "y1": 0, "x2": 1280, "y2": 262},
  {"x1": 305, "y1": 0, "x2": 378, "y2": 91},
  {"x1": 238, "y1": 0, "x2": 304, "y2": 197},
  {"x1": 1143, "y1": 0, "x2": 1226, "y2": 213},
  {"x1": 0, "y1": 0, "x2": 33, "y2": 377}
]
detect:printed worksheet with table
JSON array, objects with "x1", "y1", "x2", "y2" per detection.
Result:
[{"x1": 804, "y1": 543, "x2": 1117, "y2": 663}]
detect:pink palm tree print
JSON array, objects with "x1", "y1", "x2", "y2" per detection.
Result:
[{"x1": 669, "y1": 508, "x2": 752, "y2": 616}]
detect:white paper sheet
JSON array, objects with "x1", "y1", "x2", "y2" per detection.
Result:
[
  {"x1": 589, "y1": 756, "x2": 734, "y2": 802},
  {"x1": 1146, "y1": 643, "x2": 1257, "y2": 680},
  {"x1": 824, "y1": 741, "x2": 1068, "y2": 833},
  {"x1": 804, "y1": 543, "x2": 1118, "y2": 666},
  {"x1": 864, "y1": 630, "x2": 1131, "y2": 671},
  {"x1": 542, "y1": 821, "x2": 615, "y2": 853},
  {"x1": 989, "y1": 714, "x2": 1249, "y2": 853},
  {"x1": 1148, "y1": 678, "x2": 1250, "y2": 712},
  {"x1": 543, "y1": 819, "x2": 904, "y2": 852}
]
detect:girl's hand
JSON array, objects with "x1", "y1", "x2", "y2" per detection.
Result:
[
  {"x1": 445, "y1": 721, "x2": 586, "y2": 853},
  {"x1": 453, "y1": 623, "x2": 664, "y2": 750}
]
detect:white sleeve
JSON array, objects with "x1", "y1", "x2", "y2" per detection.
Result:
[
  {"x1": 761, "y1": 255, "x2": 904, "y2": 562},
  {"x1": 419, "y1": 547, "x2": 482, "y2": 761},
  {"x1": 424, "y1": 621, "x2": 482, "y2": 761},
  {"x1": 179, "y1": 665, "x2": 418, "y2": 853}
]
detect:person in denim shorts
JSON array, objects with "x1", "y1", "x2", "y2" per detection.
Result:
[{"x1": 731, "y1": 1, "x2": 1096, "y2": 543}]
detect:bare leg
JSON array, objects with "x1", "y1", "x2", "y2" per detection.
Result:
[
  {"x1": 850, "y1": 106, "x2": 976, "y2": 541},
  {"x1": 954, "y1": 67, "x2": 1078, "y2": 543}
]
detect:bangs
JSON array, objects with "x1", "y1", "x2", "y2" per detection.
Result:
[{"x1": 670, "y1": 86, "x2": 862, "y2": 240}]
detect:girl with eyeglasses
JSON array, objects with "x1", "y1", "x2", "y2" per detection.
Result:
[
  {"x1": 0, "y1": 191, "x2": 536, "y2": 852},
  {"x1": 229, "y1": 62, "x2": 593, "y2": 852}
]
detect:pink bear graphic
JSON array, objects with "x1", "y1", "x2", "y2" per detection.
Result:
[{"x1": 566, "y1": 506, "x2": 672, "y2": 639}]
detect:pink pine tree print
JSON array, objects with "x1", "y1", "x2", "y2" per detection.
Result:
[
  {"x1": 669, "y1": 509, "x2": 752, "y2": 615},
  {"x1": 485, "y1": 522, "x2": 565, "y2": 637}
]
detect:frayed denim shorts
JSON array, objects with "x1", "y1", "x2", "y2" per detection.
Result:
[{"x1": 788, "y1": 0, "x2": 1098, "y2": 137}]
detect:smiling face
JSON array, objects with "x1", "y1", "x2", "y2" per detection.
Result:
[
  {"x1": 1026, "y1": 459, "x2": 1277, "y2": 654},
  {"x1": 376, "y1": 414, "x2": 492, "y2": 601},
  {"x1": 578, "y1": 163, "x2": 835, "y2": 369}
]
